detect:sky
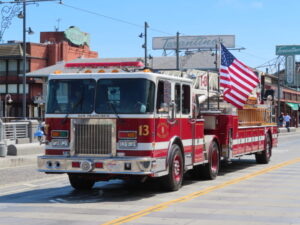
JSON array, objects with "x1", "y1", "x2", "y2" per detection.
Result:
[{"x1": 1, "y1": 0, "x2": 299, "y2": 72}]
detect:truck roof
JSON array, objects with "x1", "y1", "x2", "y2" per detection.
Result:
[{"x1": 48, "y1": 71, "x2": 194, "y2": 84}]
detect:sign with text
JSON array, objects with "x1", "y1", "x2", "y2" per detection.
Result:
[
  {"x1": 285, "y1": 55, "x2": 295, "y2": 84},
  {"x1": 152, "y1": 35, "x2": 235, "y2": 50},
  {"x1": 276, "y1": 45, "x2": 300, "y2": 55}
]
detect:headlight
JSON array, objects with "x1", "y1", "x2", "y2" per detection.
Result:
[
  {"x1": 118, "y1": 140, "x2": 137, "y2": 148},
  {"x1": 51, "y1": 139, "x2": 69, "y2": 147}
]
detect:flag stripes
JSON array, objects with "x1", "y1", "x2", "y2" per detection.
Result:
[{"x1": 220, "y1": 44, "x2": 259, "y2": 109}]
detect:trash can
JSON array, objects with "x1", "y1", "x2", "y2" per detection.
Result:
[{"x1": 0, "y1": 142, "x2": 7, "y2": 157}]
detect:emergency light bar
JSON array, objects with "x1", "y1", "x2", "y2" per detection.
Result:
[{"x1": 65, "y1": 61, "x2": 144, "y2": 68}]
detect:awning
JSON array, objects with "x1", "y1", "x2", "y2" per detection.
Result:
[{"x1": 286, "y1": 102, "x2": 299, "y2": 110}]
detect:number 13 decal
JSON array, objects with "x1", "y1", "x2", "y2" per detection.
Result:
[{"x1": 139, "y1": 125, "x2": 149, "y2": 136}]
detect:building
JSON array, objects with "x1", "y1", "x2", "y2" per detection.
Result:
[
  {"x1": 262, "y1": 72, "x2": 300, "y2": 127},
  {"x1": 0, "y1": 27, "x2": 98, "y2": 118}
]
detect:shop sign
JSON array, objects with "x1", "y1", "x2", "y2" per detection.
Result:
[
  {"x1": 64, "y1": 27, "x2": 90, "y2": 46},
  {"x1": 152, "y1": 35, "x2": 235, "y2": 50},
  {"x1": 276, "y1": 45, "x2": 300, "y2": 55}
]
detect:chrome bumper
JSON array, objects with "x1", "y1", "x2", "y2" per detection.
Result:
[{"x1": 37, "y1": 155, "x2": 164, "y2": 176}]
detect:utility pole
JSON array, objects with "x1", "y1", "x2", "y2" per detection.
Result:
[
  {"x1": 139, "y1": 22, "x2": 149, "y2": 69},
  {"x1": 144, "y1": 22, "x2": 148, "y2": 68},
  {"x1": 22, "y1": 0, "x2": 26, "y2": 119},
  {"x1": 176, "y1": 32, "x2": 180, "y2": 70},
  {"x1": 277, "y1": 63, "x2": 281, "y2": 127}
]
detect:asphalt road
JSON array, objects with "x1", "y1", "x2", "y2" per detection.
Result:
[{"x1": 0, "y1": 133, "x2": 300, "y2": 225}]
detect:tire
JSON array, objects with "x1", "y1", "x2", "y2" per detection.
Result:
[
  {"x1": 256, "y1": 134, "x2": 272, "y2": 164},
  {"x1": 68, "y1": 174, "x2": 95, "y2": 190},
  {"x1": 160, "y1": 144, "x2": 183, "y2": 192},
  {"x1": 195, "y1": 141, "x2": 220, "y2": 180}
]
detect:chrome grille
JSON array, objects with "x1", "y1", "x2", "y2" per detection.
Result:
[{"x1": 71, "y1": 118, "x2": 116, "y2": 156}]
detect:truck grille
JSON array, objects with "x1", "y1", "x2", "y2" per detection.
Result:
[{"x1": 71, "y1": 118, "x2": 116, "y2": 156}]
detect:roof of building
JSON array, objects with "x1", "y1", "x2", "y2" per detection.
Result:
[
  {"x1": 26, "y1": 51, "x2": 218, "y2": 77},
  {"x1": 0, "y1": 43, "x2": 23, "y2": 57},
  {"x1": 0, "y1": 43, "x2": 33, "y2": 58}
]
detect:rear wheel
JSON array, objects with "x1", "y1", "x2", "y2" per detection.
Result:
[
  {"x1": 256, "y1": 134, "x2": 272, "y2": 164},
  {"x1": 195, "y1": 141, "x2": 220, "y2": 180},
  {"x1": 160, "y1": 144, "x2": 183, "y2": 192},
  {"x1": 68, "y1": 174, "x2": 95, "y2": 190}
]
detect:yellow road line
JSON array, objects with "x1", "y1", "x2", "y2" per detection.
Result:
[{"x1": 102, "y1": 157, "x2": 300, "y2": 225}]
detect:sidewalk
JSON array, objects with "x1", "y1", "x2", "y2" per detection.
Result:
[
  {"x1": 0, "y1": 143, "x2": 44, "y2": 169},
  {"x1": 278, "y1": 126, "x2": 300, "y2": 134}
]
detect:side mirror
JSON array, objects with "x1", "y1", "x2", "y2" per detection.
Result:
[{"x1": 167, "y1": 101, "x2": 176, "y2": 125}]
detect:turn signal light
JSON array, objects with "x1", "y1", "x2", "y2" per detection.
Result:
[
  {"x1": 118, "y1": 131, "x2": 137, "y2": 139},
  {"x1": 51, "y1": 130, "x2": 69, "y2": 138}
]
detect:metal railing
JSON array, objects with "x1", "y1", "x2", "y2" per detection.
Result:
[
  {"x1": 0, "y1": 119, "x2": 4, "y2": 142},
  {"x1": 2, "y1": 122, "x2": 29, "y2": 140}
]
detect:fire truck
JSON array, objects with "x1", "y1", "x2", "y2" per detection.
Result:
[{"x1": 37, "y1": 61, "x2": 278, "y2": 191}]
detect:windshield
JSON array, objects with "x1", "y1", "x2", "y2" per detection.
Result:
[
  {"x1": 46, "y1": 79, "x2": 96, "y2": 114},
  {"x1": 95, "y1": 78, "x2": 155, "y2": 114}
]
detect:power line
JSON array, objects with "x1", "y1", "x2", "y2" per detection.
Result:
[{"x1": 60, "y1": 2, "x2": 173, "y2": 35}]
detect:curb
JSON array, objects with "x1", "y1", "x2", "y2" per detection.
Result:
[{"x1": 0, "y1": 154, "x2": 39, "y2": 169}]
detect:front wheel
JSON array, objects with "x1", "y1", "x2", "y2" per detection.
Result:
[
  {"x1": 195, "y1": 141, "x2": 220, "y2": 180},
  {"x1": 256, "y1": 134, "x2": 272, "y2": 164},
  {"x1": 68, "y1": 174, "x2": 95, "y2": 190},
  {"x1": 160, "y1": 144, "x2": 183, "y2": 192}
]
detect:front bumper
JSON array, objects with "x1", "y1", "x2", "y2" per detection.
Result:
[{"x1": 37, "y1": 155, "x2": 160, "y2": 175}]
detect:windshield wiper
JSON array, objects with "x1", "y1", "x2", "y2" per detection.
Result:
[{"x1": 108, "y1": 102, "x2": 120, "y2": 120}]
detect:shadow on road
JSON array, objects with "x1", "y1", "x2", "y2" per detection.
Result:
[{"x1": 0, "y1": 158, "x2": 258, "y2": 204}]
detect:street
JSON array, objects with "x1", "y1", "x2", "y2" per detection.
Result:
[{"x1": 0, "y1": 133, "x2": 300, "y2": 225}]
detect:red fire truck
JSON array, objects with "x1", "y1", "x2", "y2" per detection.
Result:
[{"x1": 37, "y1": 62, "x2": 278, "y2": 191}]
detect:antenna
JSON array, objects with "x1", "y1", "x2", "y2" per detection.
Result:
[{"x1": 55, "y1": 18, "x2": 61, "y2": 31}]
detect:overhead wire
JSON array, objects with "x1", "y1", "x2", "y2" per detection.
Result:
[{"x1": 59, "y1": 2, "x2": 173, "y2": 35}]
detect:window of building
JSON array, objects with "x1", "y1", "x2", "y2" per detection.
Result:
[
  {"x1": 0, "y1": 84, "x2": 5, "y2": 93},
  {"x1": 0, "y1": 60, "x2": 6, "y2": 76},
  {"x1": 18, "y1": 84, "x2": 29, "y2": 94},
  {"x1": 8, "y1": 84, "x2": 18, "y2": 93},
  {"x1": 8, "y1": 60, "x2": 18, "y2": 75},
  {"x1": 19, "y1": 60, "x2": 29, "y2": 72}
]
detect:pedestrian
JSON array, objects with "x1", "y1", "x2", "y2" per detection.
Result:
[
  {"x1": 278, "y1": 112, "x2": 284, "y2": 127},
  {"x1": 284, "y1": 113, "x2": 291, "y2": 132}
]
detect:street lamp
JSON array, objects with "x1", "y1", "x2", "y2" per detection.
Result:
[
  {"x1": 17, "y1": 2, "x2": 34, "y2": 119},
  {"x1": 21, "y1": 1, "x2": 27, "y2": 119},
  {"x1": 4, "y1": 94, "x2": 13, "y2": 118}
]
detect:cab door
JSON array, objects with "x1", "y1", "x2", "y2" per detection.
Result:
[{"x1": 155, "y1": 80, "x2": 180, "y2": 156}]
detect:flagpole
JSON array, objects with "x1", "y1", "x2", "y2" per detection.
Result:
[{"x1": 216, "y1": 42, "x2": 220, "y2": 109}]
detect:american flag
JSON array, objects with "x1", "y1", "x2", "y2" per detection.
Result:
[{"x1": 219, "y1": 43, "x2": 260, "y2": 109}]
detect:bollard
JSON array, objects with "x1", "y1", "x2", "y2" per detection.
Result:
[{"x1": 0, "y1": 142, "x2": 7, "y2": 157}]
